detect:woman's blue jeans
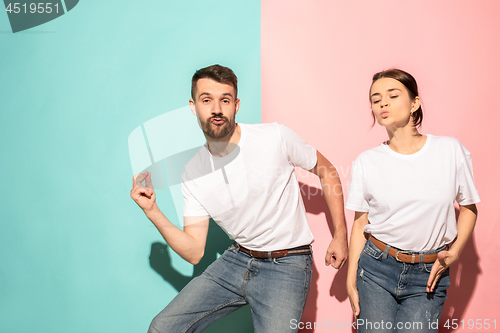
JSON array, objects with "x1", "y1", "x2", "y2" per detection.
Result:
[
  {"x1": 356, "y1": 239, "x2": 450, "y2": 333},
  {"x1": 148, "y1": 244, "x2": 312, "y2": 333}
]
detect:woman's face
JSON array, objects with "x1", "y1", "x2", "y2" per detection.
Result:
[{"x1": 370, "y1": 77, "x2": 419, "y2": 129}]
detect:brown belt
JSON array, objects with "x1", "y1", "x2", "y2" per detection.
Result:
[
  {"x1": 369, "y1": 236, "x2": 439, "y2": 264},
  {"x1": 237, "y1": 244, "x2": 311, "y2": 259}
]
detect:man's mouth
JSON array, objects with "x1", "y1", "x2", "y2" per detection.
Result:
[{"x1": 211, "y1": 117, "x2": 225, "y2": 125}]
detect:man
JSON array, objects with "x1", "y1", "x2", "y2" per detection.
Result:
[{"x1": 130, "y1": 64, "x2": 347, "y2": 332}]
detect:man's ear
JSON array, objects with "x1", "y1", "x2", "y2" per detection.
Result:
[
  {"x1": 189, "y1": 99, "x2": 197, "y2": 115},
  {"x1": 235, "y1": 98, "x2": 241, "y2": 115}
]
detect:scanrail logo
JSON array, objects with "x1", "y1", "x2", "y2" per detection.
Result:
[{"x1": 4, "y1": 0, "x2": 78, "y2": 33}]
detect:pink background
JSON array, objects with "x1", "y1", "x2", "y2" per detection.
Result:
[{"x1": 262, "y1": 0, "x2": 500, "y2": 331}]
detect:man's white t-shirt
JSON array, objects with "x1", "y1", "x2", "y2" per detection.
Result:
[
  {"x1": 181, "y1": 123, "x2": 317, "y2": 251},
  {"x1": 346, "y1": 135, "x2": 480, "y2": 252}
]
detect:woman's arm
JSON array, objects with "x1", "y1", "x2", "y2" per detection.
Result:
[
  {"x1": 346, "y1": 211, "x2": 369, "y2": 318},
  {"x1": 427, "y1": 204, "x2": 478, "y2": 292}
]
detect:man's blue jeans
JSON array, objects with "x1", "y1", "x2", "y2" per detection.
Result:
[
  {"x1": 356, "y1": 239, "x2": 450, "y2": 333},
  {"x1": 148, "y1": 244, "x2": 312, "y2": 333}
]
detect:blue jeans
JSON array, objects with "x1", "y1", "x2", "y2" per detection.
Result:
[
  {"x1": 148, "y1": 244, "x2": 313, "y2": 333},
  {"x1": 356, "y1": 239, "x2": 450, "y2": 333}
]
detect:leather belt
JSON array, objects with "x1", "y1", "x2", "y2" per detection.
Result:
[
  {"x1": 370, "y1": 236, "x2": 439, "y2": 264},
  {"x1": 237, "y1": 244, "x2": 311, "y2": 259}
]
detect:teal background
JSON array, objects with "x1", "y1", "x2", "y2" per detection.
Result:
[{"x1": 0, "y1": 1, "x2": 260, "y2": 332}]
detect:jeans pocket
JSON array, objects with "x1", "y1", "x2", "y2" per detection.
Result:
[
  {"x1": 362, "y1": 240, "x2": 384, "y2": 260},
  {"x1": 272, "y1": 255, "x2": 310, "y2": 272},
  {"x1": 423, "y1": 262, "x2": 434, "y2": 273}
]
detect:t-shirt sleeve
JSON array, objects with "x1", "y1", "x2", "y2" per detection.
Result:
[
  {"x1": 182, "y1": 174, "x2": 209, "y2": 217},
  {"x1": 278, "y1": 124, "x2": 317, "y2": 170},
  {"x1": 345, "y1": 157, "x2": 370, "y2": 212},
  {"x1": 455, "y1": 142, "x2": 481, "y2": 205}
]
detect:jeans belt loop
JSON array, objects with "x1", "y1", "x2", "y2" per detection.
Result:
[
  {"x1": 383, "y1": 245, "x2": 390, "y2": 259},
  {"x1": 419, "y1": 253, "x2": 424, "y2": 268},
  {"x1": 411, "y1": 254, "x2": 416, "y2": 264}
]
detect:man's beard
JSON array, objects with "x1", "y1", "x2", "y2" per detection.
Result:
[{"x1": 200, "y1": 115, "x2": 236, "y2": 140}]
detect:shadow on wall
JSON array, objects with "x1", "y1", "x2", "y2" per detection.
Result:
[
  {"x1": 299, "y1": 182, "x2": 349, "y2": 332},
  {"x1": 148, "y1": 219, "x2": 254, "y2": 332},
  {"x1": 441, "y1": 233, "x2": 481, "y2": 331}
]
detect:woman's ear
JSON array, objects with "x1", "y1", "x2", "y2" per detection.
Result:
[{"x1": 411, "y1": 96, "x2": 421, "y2": 113}]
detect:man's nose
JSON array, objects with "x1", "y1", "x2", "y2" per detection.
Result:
[{"x1": 212, "y1": 101, "x2": 222, "y2": 114}]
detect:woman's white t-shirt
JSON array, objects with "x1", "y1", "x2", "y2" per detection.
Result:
[{"x1": 346, "y1": 135, "x2": 480, "y2": 252}]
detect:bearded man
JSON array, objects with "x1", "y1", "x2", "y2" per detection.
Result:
[{"x1": 131, "y1": 64, "x2": 348, "y2": 333}]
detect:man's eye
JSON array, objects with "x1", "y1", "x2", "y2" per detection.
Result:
[
  {"x1": 222, "y1": 99, "x2": 230, "y2": 103},
  {"x1": 203, "y1": 99, "x2": 210, "y2": 103}
]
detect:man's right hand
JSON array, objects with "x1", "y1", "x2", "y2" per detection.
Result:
[{"x1": 130, "y1": 171, "x2": 156, "y2": 212}]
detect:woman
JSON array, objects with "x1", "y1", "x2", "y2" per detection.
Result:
[{"x1": 345, "y1": 69, "x2": 480, "y2": 333}]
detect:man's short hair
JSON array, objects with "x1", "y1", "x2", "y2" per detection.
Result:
[{"x1": 191, "y1": 64, "x2": 238, "y2": 100}]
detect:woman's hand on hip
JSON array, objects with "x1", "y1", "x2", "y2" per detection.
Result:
[{"x1": 426, "y1": 249, "x2": 458, "y2": 292}]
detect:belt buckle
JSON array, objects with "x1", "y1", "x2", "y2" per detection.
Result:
[{"x1": 395, "y1": 250, "x2": 415, "y2": 263}]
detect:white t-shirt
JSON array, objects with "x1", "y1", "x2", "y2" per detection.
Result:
[
  {"x1": 181, "y1": 123, "x2": 318, "y2": 251},
  {"x1": 345, "y1": 135, "x2": 480, "y2": 252}
]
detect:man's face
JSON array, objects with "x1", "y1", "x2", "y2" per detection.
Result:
[{"x1": 189, "y1": 78, "x2": 240, "y2": 140}]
